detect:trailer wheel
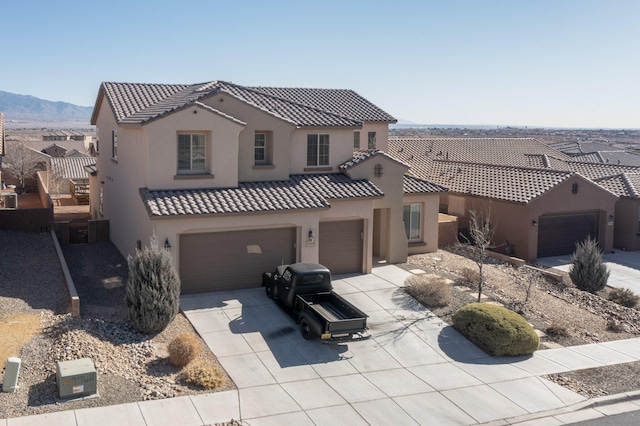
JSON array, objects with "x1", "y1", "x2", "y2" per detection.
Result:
[{"x1": 299, "y1": 319, "x2": 314, "y2": 340}]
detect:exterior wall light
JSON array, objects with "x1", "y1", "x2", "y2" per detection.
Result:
[
  {"x1": 308, "y1": 229, "x2": 316, "y2": 243},
  {"x1": 532, "y1": 220, "x2": 538, "y2": 227},
  {"x1": 164, "y1": 238, "x2": 171, "y2": 251}
]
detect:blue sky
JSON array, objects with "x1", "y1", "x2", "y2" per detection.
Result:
[{"x1": 2, "y1": 0, "x2": 639, "y2": 128}]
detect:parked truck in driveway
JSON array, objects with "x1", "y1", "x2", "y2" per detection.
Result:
[{"x1": 262, "y1": 263, "x2": 369, "y2": 342}]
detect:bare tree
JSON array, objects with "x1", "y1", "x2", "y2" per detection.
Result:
[
  {"x1": 3, "y1": 142, "x2": 43, "y2": 192},
  {"x1": 464, "y1": 208, "x2": 496, "y2": 302}
]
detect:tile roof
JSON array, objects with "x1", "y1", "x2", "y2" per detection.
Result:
[
  {"x1": 389, "y1": 138, "x2": 573, "y2": 168},
  {"x1": 95, "y1": 80, "x2": 394, "y2": 127},
  {"x1": 593, "y1": 173, "x2": 640, "y2": 198},
  {"x1": 403, "y1": 174, "x2": 448, "y2": 194},
  {"x1": 140, "y1": 174, "x2": 383, "y2": 217},
  {"x1": 50, "y1": 156, "x2": 95, "y2": 179},
  {"x1": 406, "y1": 160, "x2": 574, "y2": 204},
  {"x1": 339, "y1": 149, "x2": 410, "y2": 170}
]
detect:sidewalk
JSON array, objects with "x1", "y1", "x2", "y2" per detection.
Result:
[{"x1": 4, "y1": 264, "x2": 640, "y2": 425}]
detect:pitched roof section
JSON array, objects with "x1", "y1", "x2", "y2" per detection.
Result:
[
  {"x1": 51, "y1": 156, "x2": 95, "y2": 179},
  {"x1": 339, "y1": 149, "x2": 410, "y2": 170},
  {"x1": 593, "y1": 173, "x2": 640, "y2": 198},
  {"x1": 407, "y1": 160, "x2": 574, "y2": 204},
  {"x1": 403, "y1": 174, "x2": 448, "y2": 194},
  {"x1": 95, "y1": 80, "x2": 394, "y2": 127},
  {"x1": 140, "y1": 174, "x2": 383, "y2": 217}
]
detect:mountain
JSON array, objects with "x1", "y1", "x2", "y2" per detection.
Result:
[{"x1": 0, "y1": 91, "x2": 92, "y2": 126}]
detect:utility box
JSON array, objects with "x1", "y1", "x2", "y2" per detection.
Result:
[
  {"x1": 2, "y1": 357, "x2": 21, "y2": 393},
  {"x1": 56, "y1": 358, "x2": 97, "y2": 399}
]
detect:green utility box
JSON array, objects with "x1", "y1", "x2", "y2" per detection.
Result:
[{"x1": 56, "y1": 358, "x2": 97, "y2": 399}]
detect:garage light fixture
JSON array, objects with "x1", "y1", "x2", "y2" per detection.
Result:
[
  {"x1": 532, "y1": 220, "x2": 538, "y2": 227},
  {"x1": 164, "y1": 238, "x2": 171, "y2": 251},
  {"x1": 308, "y1": 229, "x2": 316, "y2": 243}
]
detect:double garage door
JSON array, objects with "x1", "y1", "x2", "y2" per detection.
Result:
[
  {"x1": 537, "y1": 212, "x2": 599, "y2": 258},
  {"x1": 179, "y1": 228, "x2": 295, "y2": 294}
]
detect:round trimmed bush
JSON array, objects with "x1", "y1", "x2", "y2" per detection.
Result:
[
  {"x1": 168, "y1": 333, "x2": 201, "y2": 367},
  {"x1": 452, "y1": 303, "x2": 539, "y2": 356}
]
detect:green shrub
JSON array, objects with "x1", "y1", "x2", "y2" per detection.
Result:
[
  {"x1": 168, "y1": 333, "x2": 201, "y2": 367},
  {"x1": 126, "y1": 236, "x2": 181, "y2": 334},
  {"x1": 569, "y1": 237, "x2": 610, "y2": 293},
  {"x1": 181, "y1": 360, "x2": 229, "y2": 389},
  {"x1": 608, "y1": 288, "x2": 639, "y2": 308},
  {"x1": 405, "y1": 274, "x2": 452, "y2": 308},
  {"x1": 452, "y1": 303, "x2": 539, "y2": 356}
]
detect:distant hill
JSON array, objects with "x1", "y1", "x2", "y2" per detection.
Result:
[{"x1": 0, "y1": 91, "x2": 92, "y2": 128}]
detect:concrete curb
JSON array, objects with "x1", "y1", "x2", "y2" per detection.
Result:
[
  {"x1": 50, "y1": 229, "x2": 80, "y2": 317},
  {"x1": 480, "y1": 390, "x2": 640, "y2": 425}
]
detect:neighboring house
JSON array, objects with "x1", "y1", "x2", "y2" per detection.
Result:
[
  {"x1": 90, "y1": 80, "x2": 445, "y2": 293},
  {"x1": 48, "y1": 155, "x2": 94, "y2": 199},
  {"x1": 390, "y1": 138, "x2": 622, "y2": 261},
  {"x1": 42, "y1": 143, "x2": 67, "y2": 157},
  {"x1": 43, "y1": 130, "x2": 91, "y2": 142},
  {"x1": 548, "y1": 140, "x2": 640, "y2": 167}
]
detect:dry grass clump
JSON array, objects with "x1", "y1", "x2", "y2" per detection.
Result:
[
  {"x1": 545, "y1": 323, "x2": 569, "y2": 338},
  {"x1": 607, "y1": 288, "x2": 639, "y2": 308},
  {"x1": 180, "y1": 360, "x2": 229, "y2": 389},
  {"x1": 405, "y1": 274, "x2": 452, "y2": 308},
  {"x1": 0, "y1": 313, "x2": 41, "y2": 364},
  {"x1": 459, "y1": 267, "x2": 479, "y2": 287},
  {"x1": 167, "y1": 333, "x2": 201, "y2": 367},
  {"x1": 606, "y1": 318, "x2": 626, "y2": 333}
]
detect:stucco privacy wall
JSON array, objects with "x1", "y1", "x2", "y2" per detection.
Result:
[
  {"x1": 148, "y1": 197, "x2": 376, "y2": 275},
  {"x1": 404, "y1": 193, "x2": 440, "y2": 254}
]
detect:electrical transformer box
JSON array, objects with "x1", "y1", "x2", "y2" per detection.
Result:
[{"x1": 56, "y1": 358, "x2": 97, "y2": 399}]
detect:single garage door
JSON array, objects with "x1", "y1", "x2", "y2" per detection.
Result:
[
  {"x1": 537, "y1": 212, "x2": 599, "y2": 258},
  {"x1": 319, "y1": 220, "x2": 363, "y2": 275},
  {"x1": 179, "y1": 227, "x2": 296, "y2": 293}
]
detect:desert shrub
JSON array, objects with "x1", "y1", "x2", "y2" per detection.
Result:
[
  {"x1": 168, "y1": 333, "x2": 201, "y2": 367},
  {"x1": 459, "y1": 267, "x2": 479, "y2": 286},
  {"x1": 404, "y1": 274, "x2": 452, "y2": 308},
  {"x1": 126, "y1": 236, "x2": 181, "y2": 334},
  {"x1": 181, "y1": 360, "x2": 228, "y2": 389},
  {"x1": 569, "y1": 237, "x2": 610, "y2": 293},
  {"x1": 452, "y1": 302, "x2": 539, "y2": 356},
  {"x1": 608, "y1": 288, "x2": 639, "y2": 308},
  {"x1": 545, "y1": 323, "x2": 569, "y2": 338}
]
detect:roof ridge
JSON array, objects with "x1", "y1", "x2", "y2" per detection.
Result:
[{"x1": 431, "y1": 158, "x2": 573, "y2": 175}]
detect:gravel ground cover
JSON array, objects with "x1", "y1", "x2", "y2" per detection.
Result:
[
  {"x1": 400, "y1": 244, "x2": 640, "y2": 398},
  {"x1": 0, "y1": 232, "x2": 235, "y2": 420}
]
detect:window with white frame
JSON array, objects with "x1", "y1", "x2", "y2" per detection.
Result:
[
  {"x1": 177, "y1": 133, "x2": 206, "y2": 173},
  {"x1": 111, "y1": 130, "x2": 117, "y2": 159},
  {"x1": 254, "y1": 131, "x2": 273, "y2": 165},
  {"x1": 353, "y1": 131, "x2": 361, "y2": 150},
  {"x1": 367, "y1": 131, "x2": 376, "y2": 150},
  {"x1": 403, "y1": 203, "x2": 422, "y2": 241},
  {"x1": 307, "y1": 134, "x2": 330, "y2": 166}
]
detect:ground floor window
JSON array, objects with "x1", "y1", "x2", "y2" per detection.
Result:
[{"x1": 403, "y1": 203, "x2": 421, "y2": 241}]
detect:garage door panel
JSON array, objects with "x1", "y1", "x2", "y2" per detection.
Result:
[
  {"x1": 319, "y1": 220, "x2": 363, "y2": 275},
  {"x1": 180, "y1": 228, "x2": 295, "y2": 293},
  {"x1": 537, "y1": 212, "x2": 598, "y2": 258}
]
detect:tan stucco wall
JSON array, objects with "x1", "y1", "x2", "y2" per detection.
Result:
[
  {"x1": 200, "y1": 93, "x2": 295, "y2": 182},
  {"x1": 613, "y1": 198, "x2": 640, "y2": 251},
  {"x1": 445, "y1": 175, "x2": 618, "y2": 261},
  {"x1": 289, "y1": 127, "x2": 356, "y2": 174}
]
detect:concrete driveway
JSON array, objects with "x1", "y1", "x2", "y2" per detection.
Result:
[{"x1": 179, "y1": 264, "x2": 640, "y2": 425}]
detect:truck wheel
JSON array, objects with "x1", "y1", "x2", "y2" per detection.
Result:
[
  {"x1": 265, "y1": 284, "x2": 274, "y2": 299},
  {"x1": 299, "y1": 319, "x2": 314, "y2": 340}
]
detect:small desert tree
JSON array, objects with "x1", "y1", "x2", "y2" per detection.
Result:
[
  {"x1": 126, "y1": 236, "x2": 181, "y2": 334},
  {"x1": 463, "y1": 208, "x2": 496, "y2": 302},
  {"x1": 569, "y1": 237, "x2": 609, "y2": 293},
  {"x1": 3, "y1": 142, "x2": 43, "y2": 192}
]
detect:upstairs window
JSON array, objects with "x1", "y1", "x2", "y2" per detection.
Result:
[
  {"x1": 111, "y1": 130, "x2": 118, "y2": 159},
  {"x1": 178, "y1": 133, "x2": 206, "y2": 173},
  {"x1": 353, "y1": 131, "x2": 361, "y2": 150},
  {"x1": 403, "y1": 203, "x2": 422, "y2": 241},
  {"x1": 367, "y1": 131, "x2": 376, "y2": 150},
  {"x1": 254, "y1": 131, "x2": 273, "y2": 165},
  {"x1": 307, "y1": 134, "x2": 330, "y2": 166}
]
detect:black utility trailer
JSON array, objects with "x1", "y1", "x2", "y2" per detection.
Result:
[{"x1": 262, "y1": 263, "x2": 369, "y2": 342}]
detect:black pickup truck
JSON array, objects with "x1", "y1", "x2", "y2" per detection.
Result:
[{"x1": 262, "y1": 263, "x2": 369, "y2": 342}]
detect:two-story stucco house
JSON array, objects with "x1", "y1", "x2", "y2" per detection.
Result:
[{"x1": 89, "y1": 81, "x2": 445, "y2": 293}]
